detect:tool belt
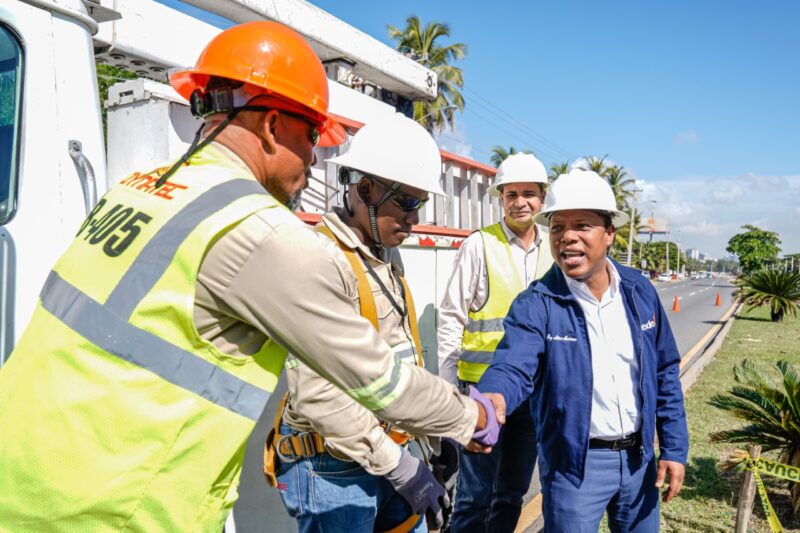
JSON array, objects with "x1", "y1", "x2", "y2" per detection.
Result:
[{"x1": 263, "y1": 394, "x2": 414, "y2": 487}]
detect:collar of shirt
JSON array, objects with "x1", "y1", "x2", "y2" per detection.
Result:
[
  {"x1": 564, "y1": 258, "x2": 621, "y2": 307},
  {"x1": 499, "y1": 217, "x2": 542, "y2": 252}
]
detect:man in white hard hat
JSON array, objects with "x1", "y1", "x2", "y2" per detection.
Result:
[
  {"x1": 265, "y1": 114, "x2": 484, "y2": 532},
  {"x1": 438, "y1": 153, "x2": 553, "y2": 531},
  {"x1": 477, "y1": 169, "x2": 688, "y2": 532}
]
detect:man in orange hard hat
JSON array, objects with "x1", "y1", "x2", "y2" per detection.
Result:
[{"x1": 0, "y1": 21, "x2": 500, "y2": 532}]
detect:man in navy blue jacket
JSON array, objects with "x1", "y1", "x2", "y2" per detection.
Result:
[{"x1": 477, "y1": 169, "x2": 688, "y2": 532}]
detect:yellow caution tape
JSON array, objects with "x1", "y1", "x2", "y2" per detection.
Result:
[
  {"x1": 749, "y1": 460, "x2": 785, "y2": 533},
  {"x1": 724, "y1": 451, "x2": 800, "y2": 533},
  {"x1": 750, "y1": 457, "x2": 800, "y2": 484}
]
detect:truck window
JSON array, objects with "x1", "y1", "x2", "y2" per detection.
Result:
[{"x1": 0, "y1": 24, "x2": 23, "y2": 226}]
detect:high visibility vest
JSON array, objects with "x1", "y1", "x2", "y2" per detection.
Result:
[
  {"x1": 458, "y1": 222, "x2": 552, "y2": 383},
  {"x1": 0, "y1": 144, "x2": 287, "y2": 532}
]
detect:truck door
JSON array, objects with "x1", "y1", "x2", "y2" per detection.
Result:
[{"x1": 0, "y1": 15, "x2": 23, "y2": 364}]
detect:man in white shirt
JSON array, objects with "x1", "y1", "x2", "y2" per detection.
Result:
[
  {"x1": 438, "y1": 154, "x2": 553, "y2": 531},
  {"x1": 477, "y1": 170, "x2": 688, "y2": 532}
]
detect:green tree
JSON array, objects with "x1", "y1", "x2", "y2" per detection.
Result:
[
  {"x1": 577, "y1": 154, "x2": 609, "y2": 176},
  {"x1": 548, "y1": 161, "x2": 570, "y2": 183},
  {"x1": 96, "y1": 63, "x2": 137, "y2": 140},
  {"x1": 735, "y1": 270, "x2": 800, "y2": 322},
  {"x1": 726, "y1": 224, "x2": 781, "y2": 274},
  {"x1": 604, "y1": 164, "x2": 635, "y2": 212},
  {"x1": 388, "y1": 16, "x2": 466, "y2": 133},
  {"x1": 710, "y1": 359, "x2": 800, "y2": 513}
]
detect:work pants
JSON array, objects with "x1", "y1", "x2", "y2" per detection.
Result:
[
  {"x1": 275, "y1": 425, "x2": 425, "y2": 533},
  {"x1": 540, "y1": 446, "x2": 660, "y2": 533},
  {"x1": 451, "y1": 396, "x2": 537, "y2": 533}
]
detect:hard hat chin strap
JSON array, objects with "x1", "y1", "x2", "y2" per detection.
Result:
[
  {"x1": 353, "y1": 181, "x2": 400, "y2": 252},
  {"x1": 155, "y1": 107, "x2": 241, "y2": 188}
]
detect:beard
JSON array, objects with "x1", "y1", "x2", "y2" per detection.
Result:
[{"x1": 286, "y1": 189, "x2": 303, "y2": 212}]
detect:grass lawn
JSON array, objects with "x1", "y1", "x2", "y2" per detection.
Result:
[{"x1": 659, "y1": 306, "x2": 800, "y2": 532}]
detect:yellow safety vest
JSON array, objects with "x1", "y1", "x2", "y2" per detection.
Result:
[
  {"x1": 0, "y1": 145, "x2": 287, "y2": 532},
  {"x1": 458, "y1": 222, "x2": 552, "y2": 383}
]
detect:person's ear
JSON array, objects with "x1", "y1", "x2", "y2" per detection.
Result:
[
  {"x1": 356, "y1": 177, "x2": 373, "y2": 199},
  {"x1": 257, "y1": 110, "x2": 281, "y2": 155}
]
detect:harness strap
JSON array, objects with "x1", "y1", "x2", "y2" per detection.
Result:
[
  {"x1": 316, "y1": 224, "x2": 379, "y2": 330},
  {"x1": 399, "y1": 275, "x2": 424, "y2": 368},
  {"x1": 263, "y1": 393, "x2": 289, "y2": 488}
]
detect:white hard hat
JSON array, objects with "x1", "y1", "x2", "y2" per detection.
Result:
[
  {"x1": 326, "y1": 113, "x2": 446, "y2": 196},
  {"x1": 533, "y1": 169, "x2": 629, "y2": 227},
  {"x1": 488, "y1": 153, "x2": 548, "y2": 197}
]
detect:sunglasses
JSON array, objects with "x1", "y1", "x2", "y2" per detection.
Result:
[
  {"x1": 237, "y1": 103, "x2": 321, "y2": 147},
  {"x1": 369, "y1": 176, "x2": 429, "y2": 212},
  {"x1": 279, "y1": 110, "x2": 321, "y2": 147}
]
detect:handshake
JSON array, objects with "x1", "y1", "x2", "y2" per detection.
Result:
[
  {"x1": 466, "y1": 385, "x2": 506, "y2": 452},
  {"x1": 386, "y1": 386, "x2": 507, "y2": 529}
]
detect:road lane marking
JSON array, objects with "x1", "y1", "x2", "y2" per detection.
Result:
[{"x1": 689, "y1": 292, "x2": 696, "y2": 296}]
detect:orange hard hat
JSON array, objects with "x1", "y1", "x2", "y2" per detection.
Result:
[{"x1": 170, "y1": 21, "x2": 345, "y2": 147}]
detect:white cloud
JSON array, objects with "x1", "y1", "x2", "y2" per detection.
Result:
[
  {"x1": 636, "y1": 173, "x2": 800, "y2": 257},
  {"x1": 675, "y1": 130, "x2": 698, "y2": 144},
  {"x1": 434, "y1": 119, "x2": 473, "y2": 159},
  {"x1": 709, "y1": 182, "x2": 744, "y2": 202}
]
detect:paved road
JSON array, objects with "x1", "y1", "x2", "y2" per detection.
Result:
[{"x1": 228, "y1": 277, "x2": 740, "y2": 533}]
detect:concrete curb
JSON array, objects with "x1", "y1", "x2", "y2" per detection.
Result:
[{"x1": 680, "y1": 300, "x2": 743, "y2": 392}]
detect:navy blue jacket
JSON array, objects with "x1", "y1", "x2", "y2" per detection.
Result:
[{"x1": 477, "y1": 260, "x2": 689, "y2": 488}]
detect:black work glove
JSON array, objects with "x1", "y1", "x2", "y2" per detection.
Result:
[
  {"x1": 431, "y1": 438, "x2": 459, "y2": 490},
  {"x1": 384, "y1": 447, "x2": 450, "y2": 530},
  {"x1": 430, "y1": 438, "x2": 459, "y2": 531}
]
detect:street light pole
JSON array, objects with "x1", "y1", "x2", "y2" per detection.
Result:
[{"x1": 626, "y1": 188, "x2": 644, "y2": 267}]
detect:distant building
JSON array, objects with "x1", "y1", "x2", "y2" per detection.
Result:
[{"x1": 687, "y1": 248, "x2": 700, "y2": 260}]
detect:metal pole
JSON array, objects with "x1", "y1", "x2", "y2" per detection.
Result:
[
  {"x1": 626, "y1": 188, "x2": 643, "y2": 267},
  {"x1": 626, "y1": 204, "x2": 636, "y2": 266},
  {"x1": 666, "y1": 234, "x2": 669, "y2": 273}
]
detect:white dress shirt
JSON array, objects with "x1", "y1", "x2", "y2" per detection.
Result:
[
  {"x1": 437, "y1": 219, "x2": 542, "y2": 384},
  {"x1": 564, "y1": 259, "x2": 642, "y2": 440}
]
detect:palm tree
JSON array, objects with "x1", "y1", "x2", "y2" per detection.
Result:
[
  {"x1": 735, "y1": 270, "x2": 800, "y2": 322},
  {"x1": 710, "y1": 359, "x2": 800, "y2": 513},
  {"x1": 489, "y1": 145, "x2": 535, "y2": 168},
  {"x1": 548, "y1": 162, "x2": 570, "y2": 183},
  {"x1": 577, "y1": 154, "x2": 610, "y2": 177},
  {"x1": 388, "y1": 16, "x2": 466, "y2": 133},
  {"x1": 604, "y1": 165, "x2": 636, "y2": 212}
]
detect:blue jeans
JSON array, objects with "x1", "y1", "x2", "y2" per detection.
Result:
[
  {"x1": 451, "y1": 397, "x2": 537, "y2": 532},
  {"x1": 275, "y1": 426, "x2": 425, "y2": 533},
  {"x1": 539, "y1": 446, "x2": 660, "y2": 533}
]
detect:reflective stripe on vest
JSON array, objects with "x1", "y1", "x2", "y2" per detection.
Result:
[
  {"x1": 0, "y1": 144, "x2": 288, "y2": 532},
  {"x1": 458, "y1": 223, "x2": 553, "y2": 382}
]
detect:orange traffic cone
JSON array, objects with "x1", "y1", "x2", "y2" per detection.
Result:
[
  {"x1": 715, "y1": 292, "x2": 722, "y2": 307},
  {"x1": 672, "y1": 296, "x2": 680, "y2": 312}
]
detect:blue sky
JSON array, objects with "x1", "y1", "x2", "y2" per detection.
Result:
[{"x1": 157, "y1": 1, "x2": 800, "y2": 258}]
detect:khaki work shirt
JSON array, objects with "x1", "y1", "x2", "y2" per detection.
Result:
[
  {"x1": 282, "y1": 210, "x2": 425, "y2": 474},
  {"x1": 192, "y1": 144, "x2": 477, "y2": 450}
]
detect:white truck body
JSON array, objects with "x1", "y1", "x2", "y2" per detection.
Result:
[{"x1": 0, "y1": 1, "x2": 501, "y2": 529}]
